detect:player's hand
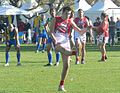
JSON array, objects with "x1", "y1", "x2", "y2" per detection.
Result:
[
  {"x1": 53, "y1": 40, "x2": 58, "y2": 45},
  {"x1": 16, "y1": 43, "x2": 20, "y2": 47},
  {"x1": 16, "y1": 44, "x2": 20, "y2": 48},
  {"x1": 80, "y1": 29, "x2": 86, "y2": 35},
  {"x1": 87, "y1": 25, "x2": 93, "y2": 31}
]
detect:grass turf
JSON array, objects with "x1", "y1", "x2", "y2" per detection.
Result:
[{"x1": 0, "y1": 44, "x2": 120, "y2": 93}]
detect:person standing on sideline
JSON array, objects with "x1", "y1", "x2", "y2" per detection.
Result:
[
  {"x1": 108, "y1": 16, "x2": 116, "y2": 46},
  {"x1": 49, "y1": 6, "x2": 88, "y2": 92},
  {"x1": 74, "y1": 9, "x2": 90, "y2": 64},
  {"x1": 4, "y1": 24, "x2": 21, "y2": 66},
  {"x1": 33, "y1": 13, "x2": 42, "y2": 52},
  {"x1": 24, "y1": 19, "x2": 31, "y2": 44},
  {"x1": 92, "y1": 12, "x2": 109, "y2": 61},
  {"x1": 85, "y1": 16, "x2": 94, "y2": 45},
  {"x1": 93, "y1": 17, "x2": 101, "y2": 44},
  {"x1": 116, "y1": 17, "x2": 120, "y2": 31},
  {"x1": 115, "y1": 17, "x2": 120, "y2": 41},
  {"x1": 39, "y1": 14, "x2": 48, "y2": 53},
  {"x1": 44, "y1": 8, "x2": 60, "y2": 66},
  {"x1": 17, "y1": 19, "x2": 25, "y2": 43}
]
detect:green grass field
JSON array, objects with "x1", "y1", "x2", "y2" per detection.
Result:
[{"x1": 0, "y1": 44, "x2": 120, "y2": 93}]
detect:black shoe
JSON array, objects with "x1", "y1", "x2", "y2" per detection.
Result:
[
  {"x1": 81, "y1": 59, "x2": 85, "y2": 64},
  {"x1": 54, "y1": 62, "x2": 59, "y2": 66},
  {"x1": 105, "y1": 56, "x2": 107, "y2": 59},
  {"x1": 17, "y1": 63, "x2": 22, "y2": 66},
  {"x1": 44, "y1": 63, "x2": 52, "y2": 66},
  {"x1": 35, "y1": 50, "x2": 39, "y2": 53}
]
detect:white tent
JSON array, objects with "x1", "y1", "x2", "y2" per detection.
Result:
[
  {"x1": 0, "y1": 4, "x2": 30, "y2": 15},
  {"x1": 21, "y1": 0, "x2": 38, "y2": 10},
  {"x1": 74, "y1": 0, "x2": 91, "y2": 17},
  {"x1": 74, "y1": 0, "x2": 91, "y2": 12},
  {"x1": 20, "y1": 0, "x2": 49, "y2": 20},
  {"x1": 0, "y1": 4, "x2": 30, "y2": 27},
  {"x1": 21, "y1": 0, "x2": 46, "y2": 14},
  {"x1": 85, "y1": 0, "x2": 120, "y2": 22}
]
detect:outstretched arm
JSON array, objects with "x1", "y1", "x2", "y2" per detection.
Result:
[{"x1": 70, "y1": 19, "x2": 87, "y2": 35}]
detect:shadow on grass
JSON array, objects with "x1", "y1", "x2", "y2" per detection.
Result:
[
  {"x1": 0, "y1": 60, "x2": 47, "y2": 66},
  {"x1": 86, "y1": 44, "x2": 120, "y2": 52},
  {"x1": 0, "y1": 44, "x2": 36, "y2": 52},
  {"x1": 23, "y1": 60, "x2": 46, "y2": 63},
  {"x1": 0, "y1": 44, "x2": 120, "y2": 52}
]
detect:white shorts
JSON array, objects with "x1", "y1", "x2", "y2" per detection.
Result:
[
  {"x1": 54, "y1": 31, "x2": 71, "y2": 51},
  {"x1": 97, "y1": 34, "x2": 109, "y2": 45},
  {"x1": 74, "y1": 31, "x2": 86, "y2": 44}
]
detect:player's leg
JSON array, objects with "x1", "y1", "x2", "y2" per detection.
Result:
[
  {"x1": 81, "y1": 42, "x2": 86, "y2": 64},
  {"x1": 101, "y1": 37, "x2": 108, "y2": 61},
  {"x1": 41, "y1": 37, "x2": 47, "y2": 53},
  {"x1": 111, "y1": 34, "x2": 115, "y2": 46},
  {"x1": 42, "y1": 30, "x2": 48, "y2": 53},
  {"x1": 58, "y1": 54, "x2": 70, "y2": 92},
  {"x1": 80, "y1": 35, "x2": 86, "y2": 64},
  {"x1": 15, "y1": 44, "x2": 21, "y2": 66},
  {"x1": 55, "y1": 44, "x2": 76, "y2": 56},
  {"x1": 101, "y1": 43, "x2": 106, "y2": 61},
  {"x1": 45, "y1": 43, "x2": 53, "y2": 66},
  {"x1": 5, "y1": 44, "x2": 11, "y2": 66},
  {"x1": 75, "y1": 38, "x2": 81, "y2": 64},
  {"x1": 54, "y1": 52, "x2": 60, "y2": 66},
  {"x1": 36, "y1": 36, "x2": 42, "y2": 53}
]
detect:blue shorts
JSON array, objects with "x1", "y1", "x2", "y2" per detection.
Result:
[
  {"x1": 8, "y1": 39, "x2": 17, "y2": 46},
  {"x1": 42, "y1": 29, "x2": 48, "y2": 38},
  {"x1": 38, "y1": 34, "x2": 43, "y2": 38},
  {"x1": 47, "y1": 37, "x2": 52, "y2": 44}
]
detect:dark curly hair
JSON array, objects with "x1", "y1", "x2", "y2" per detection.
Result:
[
  {"x1": 101, "y1": 12, "x2": 107, "y2": 18},
  {"x1": 62, "y1": 6, "x2": 72, "y2": 13}
]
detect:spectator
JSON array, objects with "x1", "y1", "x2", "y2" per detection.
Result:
[
  {"x1": 109, "y1": 16, "x2": 116, "y2": 46},
  {"x1": 24, "y1": 19, "x2": 31, "y2": 44},
  {"x1": 85, "y1": 16, "x2": 94, "y2": 45},
  {"x1": 17, "y1": 19, "x2": 25, "y2": 43},
  {"x1": 93, "y1": 17, "x2": 101, "y2": 44},
  {"x1": 116, "y1": 17, "x2": 120, "y2": 31}
]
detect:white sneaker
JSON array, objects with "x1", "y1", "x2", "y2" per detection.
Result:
[
  {"x1": 35, "y1": 50, "x2": 39, "y2": 53},
  {"x1": 54, "y1": 62, "x2": 59, "y2": 66},
  {"x1": 4, "y1": 63, "x2": 9, "y2": 67},
  {"x1": 58, "y1": 85, "x2": 67, "y2": 92},
  {"x1": 42, "y1": 50, "x2": 45, "y2": 53},
  {"x1": 50, "y1": 63, "x2": 53, "y2": 66},
  {"x1": 75, "y1": 61, "x2": 80, "y2": 65}
]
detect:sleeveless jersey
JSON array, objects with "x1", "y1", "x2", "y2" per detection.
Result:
[
  {"x1": 40, "y1": 19, "x2": 45, "y2": 31},
  {"x1": 54, "y1": 16, "x2": 71, "y2": 36},
  {"x1": 98, "y1": 20, "x2": 109, "y2": 37},
  {"x1": 34, "y1": 16, "x2": 40, "y2": 27},
  {"x1": 74, "y1": 17, "x2": 88, "y2": 29},
  {"x1": 7, "y1": 29, "x2": 15, "y2": 40}
]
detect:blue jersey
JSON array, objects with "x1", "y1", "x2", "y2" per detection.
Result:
[
  {"x1": 40, "y1": 20, "x2": 48, "y2": 38},
  {"x1": 8, "y1": 30, "x2": 15, "y2": 40},
  {"x1": 7, "y1": 29, "x2": 19, "y2": 46}
]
